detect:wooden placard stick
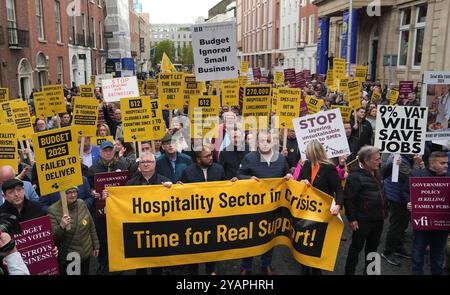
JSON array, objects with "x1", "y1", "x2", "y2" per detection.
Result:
[{"x1": 59, "y1": 191, "x2": 71, "y2": 231}]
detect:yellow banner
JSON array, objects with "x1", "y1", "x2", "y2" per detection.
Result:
[
  {"x1": 146, "y1": 79, "x2": 157, "y2": 95},
  {"x1": 274, "y1": 72, "x2": 284, "y2": 85},
  {"x1": 0, "y1": 102, "x2": 14, "y2": 125},
  {"x1": 80, "y1": 85, "x2": 95, "y2": 98},
  {"x1": 305, "y1": 95, "x2": 324, "y2": 114},
  {"x1": 0, "y1": 124, "x2": 18, "y2": 172},
  {"x1": 121, "y1": 97, "x2": 154, "y2": 142},
  {"x1": 32, "y1": 126, "x2": 83, "y2": 195},
  {"x1": 34, "y1": 92, "x2": 47, "y2": 119},
  {"x1": 106, "y1": 179, "x2": 343, "y2": 272},
  {"x1": 221, "y1": 79, "x2": 240, "y2": 107},
  {"x1": 347, "y1": 80, "x2": 361, "y2": 109},
  {"x1": 10, "y1": 100, "x2": 34, "y2": 140},
  {"x1": 92, "y1": 136, "x2": 114, "y2": 146},
  {"x1": 331, "y1": 105, "x2": 352, "y2": 121},
  {"x1": 240, "y1": 61, "x2": 249, "y2": 73},
  {"x1": 158, "y1": 73, "x2": 185, "y2": 110},
  {"x1": 0, "y1": 88, "x2": 9, "y2": 103},
  {"x1": 72, "y1": 97, "x2": 99, "y2": 137},
  {"x1": 389, "y1": 89, "x2": 399, "y2": 105},
  {"x1": 276, "y1": 88, "x2": 301, "y2": 129},
  {"x1": 333, "y1": 58, "x2": 346, "y2": 80},
  {"x1": 189, "y1": 95, "x2": 220, "y2": 139},
  {"x1": 43, "y1": 85, "x2": 66, "y2": 115},
  {"x1": 161, "y1": 52, "x2": 176, "y2": 73},
  {"x1": 242, "y1": 85, "x2": 272, "y2": 130},
  {"x1": 183, "y1": 74, "x2": 202, "y2": 106}
]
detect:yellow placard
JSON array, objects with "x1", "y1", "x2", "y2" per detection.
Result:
[
  {"x1": 121, "y1": 96, "x2": 153, "y2": 142},
  {"x1": 305, "y1": 95, "x2": 325, "y2": 114},
  {"x1": 276, "y1": 87, "x2": 301, "y2": 129},
  {"x1": 333, "y1": 58, "x2": 346, "y2": 80},
  {"x1": 34, "y1": 92, "x2": 47, "y2": 119},
  {"x1": 146, "y1": 79, "x2": 157, "y2": 94},
  {"x1": 354, "y1": 66, "x2": 367, "y2": 85},
  {"x1": 138, "y1": 80, "x2": 145, "y2": 96},
  {"x1": 371, "y1": 89, "x2": 382, "y2": 103},
  {"x1": 240, "y1": 61, "x2": 249, "y2": 73},
  {"x1": 271, "y1": 88, "x2": 279, "y2": 114},
  {"x1": 72, "y1": 97, "x2": 99, "y2": 137},
  {"x1": 347, "y1": 80, "x2": 361, "y2": 109},
  {"x1": 92, "y1": 136, "x2": 114, "y2": 146},
  {"x1": 189, "y1": 95, "x2": 220, "y2": 139},
  {"x1": 10, "y1": 100, "x2": 34, "y2": 140},
  {"x1": 32, "y1": 126, "x2": 83, "y2": 195},
  {"x1": 326, "y1": 69, "x2": 335, "y2": 88},
  {"x1": 80, "y1": 85, "x2": 95, "y2": 98},
  {"x1": 239, "y1": 76, "x2": 248, "y2": 87},
  {"x1": 0, "y1": 102, "x2": 15, "y2": 125},
  {"x1": 90, "y1": 75, "x2": 96, "y2": 86},
  {"x1": 274, "y1": 72, "x2": 284, "y2": 85},
  {"x1": 43, "y1": 85, "x2": 66, "y2": 115},
  {"x1": 339, "y1": 78, "x2": 349, "y2": 96},
  {"x1": 220, "y1": 79, "x2": 240, "y2": 107},
  {"x1": 389, "y1": 89, "x2": 400, "y2": 105},
  {"x1": 0, "y1": 124, "x2": 18, "y2": 172},
  {"x1": 148, "y1": 99, "x2": 166, "y2": 141},
  {"x1": 242, "y1": 85, "x2": 272, "y2": 131},
  {"x1": 158, "y1": 73, "x2": 185, "y2": 110},
  {"x1": 183, "y1": 74, "x2": 202, "y2": 106},
  {"x1": 106, "y1": 179, "x2": 343, "y2": 272},
  {"x1": 0, "y1": 88, "x2": 9, "y2": 103},
  {"x1": 331, "y1": 105, "x2": 352, "y2": 121}
]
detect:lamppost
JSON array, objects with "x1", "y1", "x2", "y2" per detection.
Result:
[{"x1": 346, "y1": 0, "x2": 353, "y2": 76}]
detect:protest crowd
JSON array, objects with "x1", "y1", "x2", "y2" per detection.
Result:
[{"x1": 0, "y1": 52, "x2": 449, "y2": 277}]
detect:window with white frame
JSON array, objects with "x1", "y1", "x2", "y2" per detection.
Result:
[
  {"x1": 57, "y1": 57, "x2": 64, "y2": 84},
  {"x1": 413, "y1": 5, "x2": 427, "y2": 67},
  {"x1": 301, "y1": 17, "x2": 306, "y2": 45},
  {"x1": 268, "y1": 0, "x2": 273, "y2": 22},
  {"x1": 287, "y1": 25, "x2": 291, "y2": 49},
  {"x1": 54, "y1": 1, "x2": 62, "y2": 42},
  {"x1": 308, "y1": 15, "x2": 315, "y2": 44},
  {"x1": 91, "y1": 17, "x2": 96, "y2": 48},
  {"x1": 36, "y1": 0, "x2": 44, "y2": 40},
  {"x1": 398, "y1": 8, "x2": 411, "y2": 66}
]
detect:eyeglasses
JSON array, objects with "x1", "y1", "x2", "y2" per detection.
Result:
[{"x1": 65, "y1": 190, "x2": 78, "y2": 195}]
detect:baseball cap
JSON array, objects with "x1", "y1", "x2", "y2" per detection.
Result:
[
  {"x1": 161, "y1": 134, "x2": 173, "y2": 144},
  {"x1": 2, "y1": 179, "x2": 24, "y2": 194},
  {"x1": 100, "y1": 141, "x2": 114, "y2": 150}
]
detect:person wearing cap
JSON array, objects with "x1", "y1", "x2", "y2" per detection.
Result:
[
  {"x1": 0, "y1": 165, "x2": 40, "y2": 206},
  {"x1": 0, "y1": 179, "x2": 44, "y2": 222},
  {"x1": 87, "y1": 140, "x2": 129, "y2": 274},
  {"x1": 156, "y1": 134, "x2": 193, "y2": 183},
  {"x1": 48, "y1": 186, "x2": 99, "y2": 275}
]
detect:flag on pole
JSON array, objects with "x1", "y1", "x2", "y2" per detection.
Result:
[{"x1": 161, "y1": 52, "x2": 176, "y2": 73}]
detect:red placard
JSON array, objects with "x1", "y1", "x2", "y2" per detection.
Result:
[
  {"x1": 399, "y1": 81, "x2": 414, "y2": 96},
  {"x1": 410, "y1": 177, "x2": 450, "y2": 231},
  {"x1": 14, "y1": 216, "x2": 59, "y2": 275},
  {"x1": 95, "y1": 171, "x2": 129, "y2": 217}
]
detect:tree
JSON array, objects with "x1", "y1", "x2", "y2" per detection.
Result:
[
  {"x1": 151, "y1": 40, "x2": 176, "y2": 67},
  {"x1": 181, "y1": 44, "x2": 194, "y2": 66}
]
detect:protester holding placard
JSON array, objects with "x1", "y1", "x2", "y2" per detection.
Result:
[
  {"x1": 344, "y1": 146, "x2": 386, "y2": 275},
  {"x1": 114, "y1": 137, "x2": 136, "y2": 171},
  {"x1": 404, "y1": 151, "x2": 449, "y2": 275},
  {"x1": 343, "y1": 121, "x2": 360, "y2": 163},
  {"x1": 48, "y1": 186, "x2": 99, "y2": 275},
  {"x1": 296, "y1": 140, "x2": 344, "y2": 275},
  {"x1": 350, "y1": 107, "x2": 374, "y2": 147}
]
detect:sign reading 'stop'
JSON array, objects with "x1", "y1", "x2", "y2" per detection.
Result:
[{"x1": 191, "y1": 21, "x2": 238, "y2": 82}]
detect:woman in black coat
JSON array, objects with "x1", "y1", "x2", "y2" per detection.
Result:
[{"x1": 296, "y1": 140, "x2": 344, "y2": 275}]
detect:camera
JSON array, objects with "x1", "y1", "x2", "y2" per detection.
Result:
[{"x1": 0, "y1": 213, "x2": 21, "y2": 254}]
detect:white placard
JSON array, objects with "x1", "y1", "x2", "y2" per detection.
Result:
[
  {"x1": 101, "y1": 76, "x2": 140, "y2": 103},
  {"x1": 191, "y1": 21, "x2": 238, "y2": 82},
  {"x1": 374, "y1": 105, "x2": 428, "y2": 155},
  {"x1": 423, "y1": 71, "x2": 450, "y2": 84},
  {"x1": 392, "y1": 154, "x2": 401, "y2": 183},
  {"x1": 95, "y1": 74, "x2": 113, "y2": 87},
  {"x1": 247, "y1": 68, "x2": 254, "y2": 83},
  {"x1": 293, "y1": 109, "x2": 350, "y2": 159}
]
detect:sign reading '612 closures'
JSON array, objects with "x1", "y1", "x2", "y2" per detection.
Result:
[
  {"x1": 242, "y1": 85, "x2": 272, "y2": 131},
  {"x1": 190, "y1": 96, "x2": 220, "y2": 139},
  {"x1": 10, "y1": 100, "x2": 34, "y2": 140},
  {"x1": 276, "y1": 87, "x2": 301, "y2": 129},
  {"x1": 121, "y1": 97, "x2": 165, "y2": 142},
  {"x1": 72, "y1": 97, "x2": 99, "y2": 137},
  {"x1": 32, "y1": 126, "x2": 82, "y2": 195},
  {"x1": 0, "y1": 124, "x2": 18, "y2": 172},
  {"x1": 43, "y1": 85, "x2": 66, "y2": 115},
  {"x1": 158, "y1": 73, "x2": 185, "y2": 110}
]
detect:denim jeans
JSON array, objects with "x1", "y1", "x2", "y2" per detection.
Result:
[
  {"x1": 412, "y1": 230, "x2": 449, "y2": 275},
  {"x1": 241, "y1": 248, "x2": 274, "y2": 271}
]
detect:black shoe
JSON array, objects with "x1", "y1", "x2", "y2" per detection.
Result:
[
  {"x1": 381, "y1": 252, "x2": 401, "y2": 266},
  {"x1": 394, "y1": 249, "x2": 411, "y2": 259}
]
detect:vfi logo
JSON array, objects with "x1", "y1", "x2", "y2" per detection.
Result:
[{"x1": 414, "y1": 216, "x2": 428, "y2": 227}]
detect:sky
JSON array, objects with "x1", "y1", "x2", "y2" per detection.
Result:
[{"x1": 142, "y1": 0, "x2": 221, "y2": 24}]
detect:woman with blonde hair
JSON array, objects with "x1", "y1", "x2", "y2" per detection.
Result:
[
  {"x1": 295, "y1": 140, "x2": 344, "y2": 275},
  {"x1": 96, "y1": 123, "x2": 111, "y2": 137}
]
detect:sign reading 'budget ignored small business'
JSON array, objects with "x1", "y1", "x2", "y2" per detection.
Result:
[{"x1": 191, "y1": 21, "x2": 238, "y2": 81}]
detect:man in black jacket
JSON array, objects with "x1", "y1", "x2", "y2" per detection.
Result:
[
  {"x1": 351, "y1": 108, "x2": 373, "y2": 148},
  {"x1": 219, "y1": 129, "x2": 249, "y2": 179},
  {"x1": 238, "y1": 130, "x2": 293, "y2": 275},
  {"x1": 126, "y1": 152, "x2": 172, "y2": 275},
  {"x1": 180, "y1": 146, "x2": 231, "y2": 275},
  {"x1": 344, "y1": 146, "x2": 385, "y2": 275},
  {"x1": 344, "y1": 121, "x2": 360, "y2": 163}
]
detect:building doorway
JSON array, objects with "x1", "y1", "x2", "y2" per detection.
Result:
[
  {"x1": 72, "y1": 55, "x2": 79, "y2": 86},
  {"x1": 17, "y1": 58, "x2": 33, "y2": 100},
  {"x1": 368, "y1": 26, "x2": 379, "y2": 82}
]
